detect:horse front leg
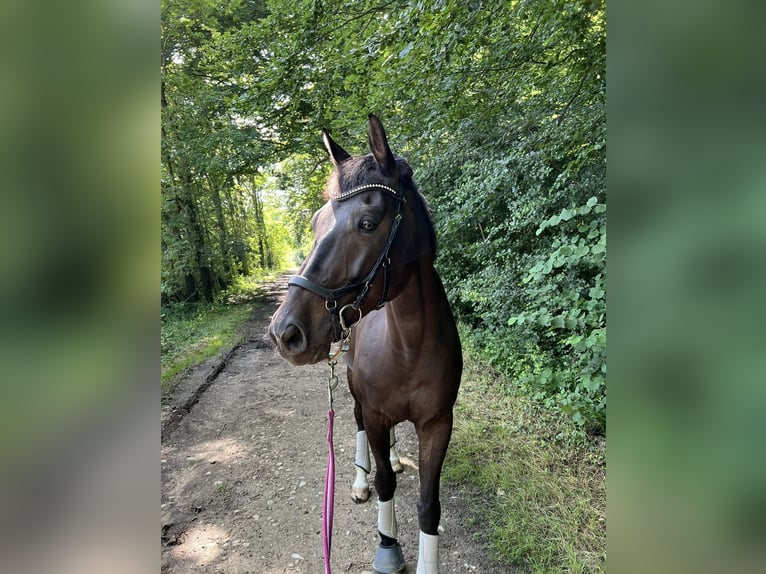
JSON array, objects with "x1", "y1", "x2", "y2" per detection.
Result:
[
  {"x1": 366, "y1": 417, "x2": 405, "y2": 574},
  {"x1": 415, "y1": 413, "x2": 453, "y2": 574}
]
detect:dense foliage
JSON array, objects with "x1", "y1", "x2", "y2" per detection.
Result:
[
  {"x1": 161, "y1": 0, "x2": 281, "y2": 302},
  {"x1": 161, "y1": 0, "x2": 605, "y2": 432}
]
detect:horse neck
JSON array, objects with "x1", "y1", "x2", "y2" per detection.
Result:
[{"x1": 384, "y1": 256, "x2": 449, "y2": 346}]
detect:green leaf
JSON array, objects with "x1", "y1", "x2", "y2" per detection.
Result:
[{"x1": 588, "y1": 287, "x2": 605, "y2": 299}]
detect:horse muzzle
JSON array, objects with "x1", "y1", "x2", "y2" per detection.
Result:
[{"x1": 269, "y1": 312, "x2": 331, "y2": 366}]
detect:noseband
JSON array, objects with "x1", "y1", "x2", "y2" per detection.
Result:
[{"x1": 288, "y1": 184, "x2": 405, "y2": 340}]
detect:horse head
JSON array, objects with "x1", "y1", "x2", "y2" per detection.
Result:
[{"x1": 269, "y1": 114, "x2": 432, "y2": 365}]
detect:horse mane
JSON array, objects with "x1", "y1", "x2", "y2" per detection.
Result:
[
  {"x1": 325, "y1": 154, "x2": 437, "y2": 259},
  {"x1": 399, "y1": 159, "x2": 438, "y2": 260}
]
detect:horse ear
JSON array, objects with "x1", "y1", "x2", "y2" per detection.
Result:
[
  {"x1": 322, "y1": 128, "x2": 351, "y2": 167},
  {"x1": 367, "y1": 113, "x2": 398, "y2": 178}
]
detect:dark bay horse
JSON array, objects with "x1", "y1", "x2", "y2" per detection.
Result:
[{"x1": 269, "y1": 114, "x2": 462, "y2": 574}]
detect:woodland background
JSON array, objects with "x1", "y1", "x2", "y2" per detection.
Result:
[
  {"x1": 3, "y1": 1, "x2": 763, "y2": 573},
  {"x1": 161, "y1": 0, "x2": 606, "y2": 433}
]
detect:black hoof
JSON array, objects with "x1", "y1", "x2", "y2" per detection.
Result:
[{"x1": 372, "y1": 542, "x2": 405, "y2": 573}]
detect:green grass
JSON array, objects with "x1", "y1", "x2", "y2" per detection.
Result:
[
  {"x1": 445, "y1": 330, "x2": 606, "y2": 573},
  {"x1": 161, "y1": 274, "x2": 271, "y2": 393}
]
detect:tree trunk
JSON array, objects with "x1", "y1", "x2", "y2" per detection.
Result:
[
  {"x1": 251, "y1": 184, "x2": 270, "y2": 269},
  {"x1": 162, "y1": 78, "x2": 217, "y2": 302},
  {"x1": 181, "y1": 170, "x2": 215, "y2": 301},
  {"x1": 209, "y1": 175, "x2": 232, "y2": 279}
]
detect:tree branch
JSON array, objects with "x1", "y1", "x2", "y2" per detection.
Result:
[{"x1": 557, "y1": 65, "x2": 591, "y2": 126}]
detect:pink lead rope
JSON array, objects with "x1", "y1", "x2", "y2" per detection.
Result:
[
  {"x1": 322, "y1": 343, "x2": 345, "y2": 574},
  {"x1": 322, "y1": 407, "x2": 335, "y2": 574}
]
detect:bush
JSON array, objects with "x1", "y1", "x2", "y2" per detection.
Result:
[{"x1": 508, "y1": 198, "x2": 606, "y2": 433}]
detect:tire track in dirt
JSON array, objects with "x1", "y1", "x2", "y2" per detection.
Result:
[{"x1": 161, "y1": 275, "x2": 509, "y2": 573}]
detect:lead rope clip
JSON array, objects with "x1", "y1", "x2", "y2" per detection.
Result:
[{"x1": 327, "y1": 360, "x2": 340, "y2": 410}]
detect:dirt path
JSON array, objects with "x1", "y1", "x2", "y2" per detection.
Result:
[{"x1": 161, "y1": 275, "x2": 505, "y2": 573}]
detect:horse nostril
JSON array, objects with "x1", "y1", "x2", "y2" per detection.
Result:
[{"x1": 281, "y1": 322, "x2": 307, "y2": 354}]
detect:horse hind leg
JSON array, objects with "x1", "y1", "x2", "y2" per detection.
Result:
[
  {"x1": 389, "y1": 426, "x2": 403, "y2": 473},
  {"x1": 351, "y1": 395, "x2": 371, "y2": 503},
  {"x1": 352, "y1": 428, "x2": 371, "y2": 502},
  {"x1": 351, "y1": 424, "x2": 400, "y2": 503}
]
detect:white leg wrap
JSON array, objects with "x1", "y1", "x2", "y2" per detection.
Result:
[
  {"x1": 377, "y1": 497, "x2": 398, "y2": 539},
  {"x1": 355, "y1": 430, "x2": 371, "y2": 473},
  {"x1": 416, "y1": 531, "x2": 439, "y2": 574},
  {"x1": 352, "y1": 466, "x2": 369, "y2": 492},
  {"x1": 389, "y1": 427, "x2": 402, "y2": 471}
]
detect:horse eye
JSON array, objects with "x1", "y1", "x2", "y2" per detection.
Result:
[{"x1": 359, "y1": 219, "x2": 378, "y2": 232}]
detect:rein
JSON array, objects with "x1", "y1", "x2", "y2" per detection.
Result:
[{"x1": 288, "y1": 184, "x2": 405, "y2": 340}]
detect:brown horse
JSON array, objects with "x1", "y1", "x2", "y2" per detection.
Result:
[{"x1": 269, "y1": 114, "x2": 462, "y2": 574}]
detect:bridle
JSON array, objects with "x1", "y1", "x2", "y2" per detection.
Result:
[{"x1": 288, "y1": 183, "x2": 405, "y2": 341}]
